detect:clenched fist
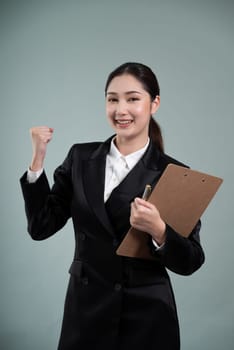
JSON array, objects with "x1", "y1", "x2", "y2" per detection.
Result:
[{"x1": 30, "y1": 126, "x2": 54, "y2": 171}]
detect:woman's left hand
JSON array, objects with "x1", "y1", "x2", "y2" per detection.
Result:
[{"x1": 130, "y1": 197, "x2": 166, "y2": 246}]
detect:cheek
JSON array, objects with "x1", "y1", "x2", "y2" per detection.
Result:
[
  {"x1": 106, "y1": 106, "x2": 115, "y2": 120},
  {"x1": 135, "y1": 103, "x2": 151, "y2": 117}
]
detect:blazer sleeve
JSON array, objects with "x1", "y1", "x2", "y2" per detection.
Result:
[
  {"x1": 150, "y1": 221, "x2": 205, "y2": 276},
  {"x1": 20, "y1": 145, "x2": 75, "y2": 240}
]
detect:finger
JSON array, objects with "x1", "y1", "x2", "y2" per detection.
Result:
[
  {"x1": 131, "y1": 200, "x2": 138, "y2": 210},
  {"x1": 30, "y1": 126, "x2": 54, "y2": 135},
  {"x1": 134, "y1": 197, "x2": 153, "y2": 210},
  {"x1": 40, "y1": 127, "x2": 53, "y2": 135},
  {"x1": 38, "y1": 127, "x2": 53, "y2": 142}
]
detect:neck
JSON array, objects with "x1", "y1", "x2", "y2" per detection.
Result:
[{"x1": 114, "y1": 135, "x2": 149, "y2": 156}]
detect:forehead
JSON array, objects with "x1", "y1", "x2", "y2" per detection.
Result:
[{"x1": 107, "y1": 74, "x2": 145, "y2": 94}]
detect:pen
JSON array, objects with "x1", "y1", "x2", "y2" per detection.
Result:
[{"x1": 142, "y1": 184, "x2": 152, "y2": 201}]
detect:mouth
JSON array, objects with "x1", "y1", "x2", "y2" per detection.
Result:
[{"x1": 114, "y1": 119, "x2": 133, "y2": 126}]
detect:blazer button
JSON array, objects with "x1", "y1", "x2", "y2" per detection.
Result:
[
  {"x1": 114, "y1": 283, "x2": 122, "y2": 291},
  {"x1": 82, "y1": 277, "x2": 88, "y2": 285}
]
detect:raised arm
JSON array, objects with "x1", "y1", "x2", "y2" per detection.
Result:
[
  {"x1": 29, "y1": 126, "x2": 54, "y2": 171},
  {"x1": 20, "y1": 126, "x2": 73, "y2": 240}
]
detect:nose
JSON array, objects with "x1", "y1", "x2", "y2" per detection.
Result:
[{"x1": 116, "y1": 100, "x2": 128, "y2": 116}]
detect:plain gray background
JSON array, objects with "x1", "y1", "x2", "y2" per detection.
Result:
[{"x1": 1, "y1": 0, "x2": 233, "y2": 349}]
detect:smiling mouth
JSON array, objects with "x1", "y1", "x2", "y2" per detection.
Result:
[{"x1": 115, "y1": 119, "x2": 133, "y2": 125}]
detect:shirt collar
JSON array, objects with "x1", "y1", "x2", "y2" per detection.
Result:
[{"x1": 109, "y1": 137, "x2": 150, "y2": 169}]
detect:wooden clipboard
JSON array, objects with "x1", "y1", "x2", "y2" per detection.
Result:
[{"x1": 116, "y1": 164, "x2": 223, "y2": 260}]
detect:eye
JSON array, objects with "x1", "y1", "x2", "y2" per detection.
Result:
[
  {"x1": 107, "y1": 97, "x2": 118, "y2": 103},
  {"x1": 128, "y1": 97, "x2": 140, "y2": 102}
]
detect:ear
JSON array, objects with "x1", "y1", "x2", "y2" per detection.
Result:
[{"x1": 151, "y1": 95, "x2": 160, "y2": 114}]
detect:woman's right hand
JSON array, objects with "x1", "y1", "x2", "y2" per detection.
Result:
[{"x1": 30, "y1": 126, "x2": 54, "y2": 171}]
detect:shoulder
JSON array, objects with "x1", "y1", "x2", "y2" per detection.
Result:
[
  {"x1": 66, "y1": 138, "x2": 111, "y2": 161},
  {"x1": 157, "y1": 151, "x2": 189, "y2": 171},
  {"x1": 137, "y1": 140, "x2": 189, "y2": 173},
  {"x1": 54, "y1": 139, "x2": 110, "y2": 177},
  {"x1": 71, "y1": 142, "x2": 103, "y2": 155},
  {"x1": 161, "y1": 152, "x2": 188, "y2": 167},
  {"x1": 66, "y1": 142, "x2": 102, "y2": 161}
]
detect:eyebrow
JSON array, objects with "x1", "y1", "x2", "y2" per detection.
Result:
[{"x1": 106, "y1": 91, "x2": 142, "y2": 95}]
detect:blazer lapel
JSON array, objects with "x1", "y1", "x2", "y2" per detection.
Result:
[{"x1": 82, "y1": 138, "x2": 116, "y2": 236}]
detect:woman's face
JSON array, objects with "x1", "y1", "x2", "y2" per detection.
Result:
[{"x1": 105, "y1": 74, "x2": 160, "y2": 144}]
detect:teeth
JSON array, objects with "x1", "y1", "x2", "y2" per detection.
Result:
[{"x1": 116, "y1": 120, "x2": 132, "y2": 124}]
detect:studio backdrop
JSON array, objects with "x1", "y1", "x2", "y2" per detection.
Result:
[{"x1": 1, "y1": 0, "x2": 233, "y2": 349}]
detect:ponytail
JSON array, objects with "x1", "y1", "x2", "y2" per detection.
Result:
[{"x1": 149, "y1": 117, "x2": 164, "y2": 153}]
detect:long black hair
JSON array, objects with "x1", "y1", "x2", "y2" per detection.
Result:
[{"x1": 105, "y1": 62, "x2": 164, "y2": 152}]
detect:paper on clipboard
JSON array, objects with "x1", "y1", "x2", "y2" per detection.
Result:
[{"x1": 116, "y1": 163, "x2": 223, "y2": 259}]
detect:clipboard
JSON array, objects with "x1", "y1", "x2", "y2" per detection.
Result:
[{"x1": 116, "y1": 163, "x2": 223, "y2": 260}]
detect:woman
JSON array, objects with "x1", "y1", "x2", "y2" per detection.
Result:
[{"x1": 20, "y1": 62, "x2": 205, "y2": 350}]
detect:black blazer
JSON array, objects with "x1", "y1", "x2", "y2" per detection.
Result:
[{"x1": 20, "y1": 137, "x2": 205, "y2": 350}]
